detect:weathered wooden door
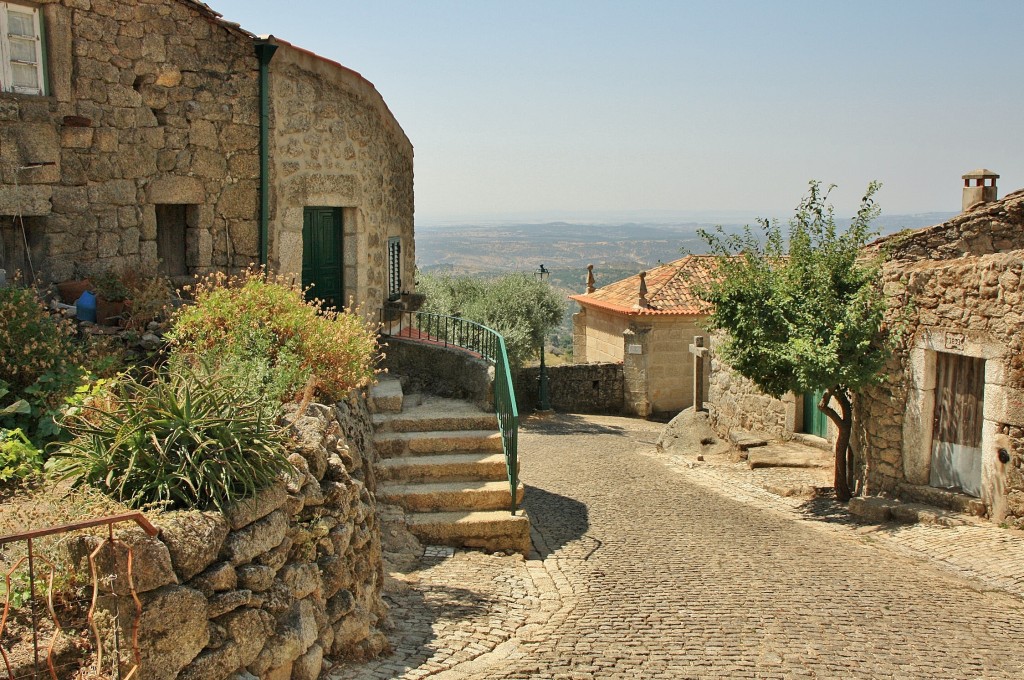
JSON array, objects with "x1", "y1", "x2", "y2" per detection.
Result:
[
  {"x1": 930, "y1": 352, "x2": 985, "y2": 496},
  {"x1": 302, "y1": 207, "x2": 343, "y2": 310},
  {"x1": 802, "y1": 388, "x2": 828, "y2": 438}
]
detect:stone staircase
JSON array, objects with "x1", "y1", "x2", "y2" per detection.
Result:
[{"x1": 369, "y1": 377, "x2": 531, "y2": 555}]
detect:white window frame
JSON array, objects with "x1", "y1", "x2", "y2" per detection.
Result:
[{"x1": 0, "y1": 2, "x2": 44, "y2": 96}]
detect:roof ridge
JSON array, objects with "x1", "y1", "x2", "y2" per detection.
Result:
[{"x1": 644, "y1": 255, "x2": 693, "y2": 308}]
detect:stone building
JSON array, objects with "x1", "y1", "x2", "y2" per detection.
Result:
[
  {"x1": 703, "y1": 171, "x2": 1024, "y2": 525},
  {"x1": 570, "y1": 255, "x2": 717, "y2": 416},
  {"x1": 0, "y1": 0, "x2": 413, "y2": 313},
  {"x1": 857, "y1": 173, "x2": 1024, "y2": 524}
]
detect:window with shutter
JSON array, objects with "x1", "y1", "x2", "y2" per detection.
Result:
[
  {"x1": 387, "y1": 237, "x2": 401, "y2": 301},
  {"x1": 0, "y1": 3, "x2": 44, "y2": 96}
]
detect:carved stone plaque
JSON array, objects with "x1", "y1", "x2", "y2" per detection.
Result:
[{"x1": 944, "y1": 332, "x2": 966, "y2": 351}]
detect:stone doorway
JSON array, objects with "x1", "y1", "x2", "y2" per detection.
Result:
[{"x1": 929, "y1": 352, "x2": 985, "y2": 496}]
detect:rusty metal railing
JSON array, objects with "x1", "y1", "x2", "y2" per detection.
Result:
[{"x1": 0, "y1": 513, "x2": 157, "y2": 680}]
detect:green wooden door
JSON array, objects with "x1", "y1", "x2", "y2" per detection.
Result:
[
  {"x1": 802, "y1": 388, "x2": 828, "y2": 438},
  {"x1": 302, "y1": 207, "x2": 343, "y2": 310}
]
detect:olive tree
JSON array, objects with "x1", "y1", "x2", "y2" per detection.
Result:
[
  {"x1": 418, "y1": 271, "x2": 565, "y2": 367},
  {"x1": 697, "y1": 181, "x2": 889, "y2": 501}
]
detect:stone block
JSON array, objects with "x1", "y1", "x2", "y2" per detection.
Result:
[
  {"x1": 147, "y1": 174, "x2": 205, "y2": 204},
  {"x1": 237, "y1": 564, "x2": 276, "y2": 592},
  {"x1": 0, "y1": 185, "x2": 51, "y2": 215},
  {"x1": 225, "y1": 482, "x2": 288, "y2": 530},
  {"x1": 137, "y1": 585, "x2": 210, "y2": 680},
  {"x1": 221, "y1": 510, "x2": 289, "y2": 566},
  {"x1": 61, "y1": 126, "x2": 94, "y2": 149},
  {"x1": 157, "y1": 511, "x2": 230, "y2": 581},
  {"x1": 61, "y1": 527, "x2": 178, "y2": 596},
  {"x1": 89, "y1": 179, "x2": 137, "y2": 206},
  {"x1": 217, "y1": 181, "x2": 258, "y2": 219},
  {"x1": 188, "y1": 561, "x2": 237, "y2": 597}
]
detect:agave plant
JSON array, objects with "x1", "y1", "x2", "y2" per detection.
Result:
[{"x1": 53, "y1": 362, "x2": 291, "y2": 511}]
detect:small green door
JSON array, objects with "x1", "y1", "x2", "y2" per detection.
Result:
[
  {"x1": 802, "y1": 388, "x2": 828, "y2": 438},
  {"x1": 302, "y1": 207, "x2": 343, "y2": 310}
]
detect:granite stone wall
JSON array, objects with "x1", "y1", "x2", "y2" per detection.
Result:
[
  {"x1": 0, "y1": 0, "x2": 261, "y2": 282},
  {"x1": 856, "y1": 191, "x2": 1024, "y2": 524},
  {"x1": 63, "y1": 395, "x2": 388, "y2": 680},
  {"x1": 515, "y1": 362, "x2": 625, "y2": 414},
  {"x1": 267, "y1": 42, "x2": 415, "y2": 313},
  {"x1": 706, "y1": 335, "x2": 790, "y2": 440}
]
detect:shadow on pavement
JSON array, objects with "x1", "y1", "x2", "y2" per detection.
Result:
[
  {"x1": 521, "y1": 412, "x2": 628, "y2": 436},
  {"x1": 523, "y1": 485, "x2": 590, "y2": 557}
]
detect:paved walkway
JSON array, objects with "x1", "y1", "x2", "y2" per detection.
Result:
[{"x1": 330, "y1": 413, "x2": 1024, "y2": 679}]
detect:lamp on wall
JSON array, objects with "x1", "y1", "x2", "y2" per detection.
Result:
[{"x1": 535, "y1": 263, "x2": 552, "y2": 411}]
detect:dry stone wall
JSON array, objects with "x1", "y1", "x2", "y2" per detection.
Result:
[
  {"x1": 0, "y1": 0, "x2": 261, "y2": 282},
  {"x1": 64, "y1": 395, "x2": 388, "y2": 680}
]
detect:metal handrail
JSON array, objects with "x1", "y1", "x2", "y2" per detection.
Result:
[
  {"x1": 0, "y1": 512, "x2": 157, "y2": 679},
  {"x1": 379, "y1": 308, "x2": 520, "y2": 514}
]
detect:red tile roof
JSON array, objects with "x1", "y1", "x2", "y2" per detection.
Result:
[{"x1": 570, "y1": 255, "x2": 719, "y2": 317}]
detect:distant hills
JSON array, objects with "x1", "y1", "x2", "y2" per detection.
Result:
[{"x1": 415, "y1": 213, "x2": 957, "y2": 275}]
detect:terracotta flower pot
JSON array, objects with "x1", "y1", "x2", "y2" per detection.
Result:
[
  {"x1": 96, "y1": 298, "x2": 127, "y2": 326},
  {"x1": 57, "y1": 279, "x2": 92, "y2": 304}
]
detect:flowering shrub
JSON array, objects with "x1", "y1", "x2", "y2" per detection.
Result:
[
  {"x1": 168, "y1": 270, "x2": 379, "y2": 402},
  {"x1": 0, "y1": 286, "x2": 96, "y2": 444},
  {"x1": 0, "y1": 285, "x2": 80, "y2": 390}
]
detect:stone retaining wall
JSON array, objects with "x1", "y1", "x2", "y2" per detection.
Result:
[
  {"x1": 515, "y1": 362, "x2": 624, "y2": 414},
  {"x1": 380, "y1": 337, "x2": 493, "y2": 409},
  {"x1": 64, "y1": 393, "x2": 387, "y2": 679}
]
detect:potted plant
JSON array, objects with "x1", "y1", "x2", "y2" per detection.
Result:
[
  {"x1": 399, "y1": 291, "x2": 426, "y2": 312},
  {"x1": 92, "y1": 269, "x2": 130, "y2": 326},
  {"x1": 56, "y1": 265, "x2": 92, "y2": 304}
]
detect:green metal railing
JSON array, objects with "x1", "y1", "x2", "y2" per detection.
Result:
[{"x1": 379, "y1": 309, "x2": 520, "y2": 514}]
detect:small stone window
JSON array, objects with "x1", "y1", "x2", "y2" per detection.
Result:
[
  {"x1": 156, "y1": 204, "x2": 188, "y2": 276},
  {"x1": 0, "y1": 3, "x2": 46, "y2": 96},
  {"x1": 387, "y1": 236, "x2": 401, "y2": 301}
]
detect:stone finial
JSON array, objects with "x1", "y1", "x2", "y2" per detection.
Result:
[
  {"x1": 638, "y1": 271, "x2": 649, "y2": 309},
  {"x1": 586, "y1": 264, "x2": 595, "y2": 294},
  {"x1": 962, "y1": 168, "x2": 999, "y2": 212}
]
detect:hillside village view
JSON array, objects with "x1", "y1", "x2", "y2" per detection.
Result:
[{"x1": 1, "y1": 1, "x2": 1023, "y2": 679}]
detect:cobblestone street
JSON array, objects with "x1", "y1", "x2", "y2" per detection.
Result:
[{"x1": 331, "y1": 413, "x2": 1024, "y2": 679}]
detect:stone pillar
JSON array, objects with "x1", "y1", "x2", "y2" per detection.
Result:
[
  {"x1": 689, "y1": 335, "x2": 709, "y2": 412},
  {"x1": 572, "y1": 308, "x2": 588, "y2": 364},
  {"x1": 622, "y1": 325, "x2": 651, "y2": 417}
]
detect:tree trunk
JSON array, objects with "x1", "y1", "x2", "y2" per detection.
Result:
[{"x1": 819, "y1": 387, "x2": 854, "y2": 503}]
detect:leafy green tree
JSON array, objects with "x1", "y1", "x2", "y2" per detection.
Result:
[
  {"x1": 697, "y1": 181, "x2": 889, "y2": 501},
  {"x1": 418, "y1": 271, "x2": 565, "y2": 367}
]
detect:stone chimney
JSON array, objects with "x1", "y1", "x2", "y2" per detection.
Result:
[{"x1": 962, "y1": 168, "x2": 999, "y2": 212}]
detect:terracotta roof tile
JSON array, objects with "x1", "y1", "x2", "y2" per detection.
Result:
[{"x1": 570, "y1": 255, "x2": 720, "y2": 316}]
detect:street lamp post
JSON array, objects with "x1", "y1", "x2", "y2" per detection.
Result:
[{"x1": 535, "y1": 264, "x2": 552, "y2": 411}]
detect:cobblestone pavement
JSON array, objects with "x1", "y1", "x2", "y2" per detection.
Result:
[{"x1": 331, "y1": 413, "x2": 1024, "y2": 679}]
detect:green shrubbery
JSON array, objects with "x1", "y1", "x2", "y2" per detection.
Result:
[
  {"x1": 53, "y1": 362, "x2": 291, "y2": 511},
  {"x1": 52, "y1": 269, "x2": 380, "y2": 511},
  {"x1": 0, "y1": 285, "x2": 100, "y2": 480},
  {"x1": 418, "y1": 271, "x2": 565, "y2": 366}
]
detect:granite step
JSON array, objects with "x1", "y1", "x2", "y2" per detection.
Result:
[
  {"x1": 378, "y1": 480, "x2": 524, "y2": 513},
  {"x1": 373, "y1": 396, "x2": 498, "y2": 434},
  {"x1": 375, "y1": 430, "x2": 504, "y2": 458},
  {"x1": 368, "y1": 376, "x2": 404, "y2": 414},
  {"x1": 406, "y1": 510, "x2": 531, "y2": 555},
  {"x1": 376, "y1": 452, "x2": 509, "y2": 483}
]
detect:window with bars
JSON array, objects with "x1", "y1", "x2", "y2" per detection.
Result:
[
  {"x1": 387, "y1": 237, "x2": 401, "y2": 301},
  {"x1": 0, "y1": 3, "x2": 45, "y2": 96}
]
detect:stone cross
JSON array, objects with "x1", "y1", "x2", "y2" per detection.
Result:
[{"x1": 689, "y1": 335, "x2": 709, "y2": 412}]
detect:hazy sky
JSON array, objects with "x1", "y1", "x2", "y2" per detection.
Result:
[{"x1": 211, "y1": 0, "x2": 1024, "y2": 223}]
